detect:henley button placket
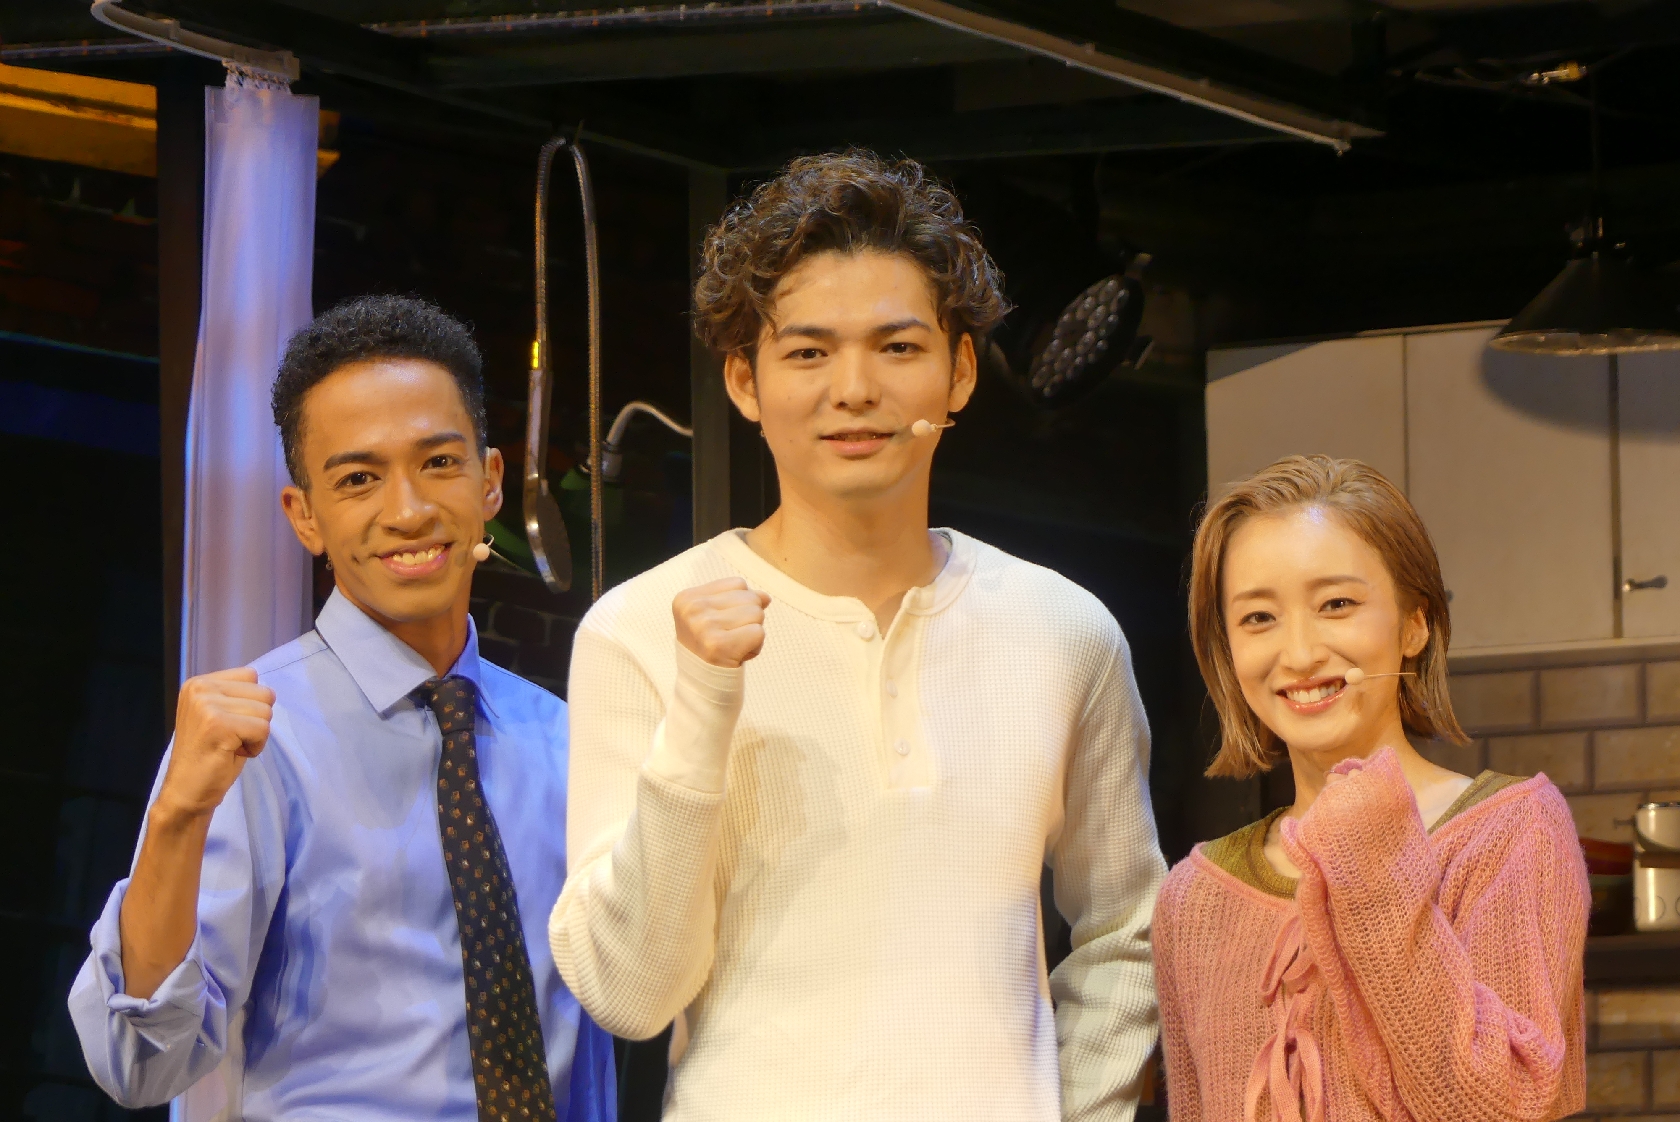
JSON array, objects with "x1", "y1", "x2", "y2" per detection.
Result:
[{"x1": 874, "y1": 600, "x2": 937, "y2": 789}]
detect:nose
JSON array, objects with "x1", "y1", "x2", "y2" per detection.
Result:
[
  {"x1": 380, "y1": 467, "x2": 439, "y2": 534},
  {"x1": 829, "y1": 344, "x2": 882, "y2": 413},
  {"x1": 1277, "y1": 611, "x2": 1328, "y2": 678}
]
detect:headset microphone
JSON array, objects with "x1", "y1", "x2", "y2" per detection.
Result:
[
  {"x1": 1344, "y1": 667, "x2": 1418, "y2": 686},
  {"x1": 910, "y1": 419, "x2": 956, "y2": 437}
]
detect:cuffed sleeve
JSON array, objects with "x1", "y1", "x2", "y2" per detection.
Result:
[
  {"x1": 72, "y1": 880, "x2": 213, "y2": 1054},
  {"x1": 67, "y1": 736, "x2": 288, "y2": 1109},
  {"x1": 644, "y1": 643, "x2": 744, "y2": 795},
  {"x1": 549, "y1": 626, "x2": 739, "y2": 1040},
  {"x1": 1049, "y1": 628, "x2": 1170, "y2": 1122}
]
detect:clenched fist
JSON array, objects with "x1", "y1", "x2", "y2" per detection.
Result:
[
  {"x1": 674, "y1": 577, "x2": 770, "y2": 668},
  {"x1": 156, "y1": 668, "x2": 275, "y2": 820}
]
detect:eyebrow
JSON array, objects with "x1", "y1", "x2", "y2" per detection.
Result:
[
  {"x1": 320, "y1": 430, "x2": 469, "y2": 472},
  {"x1": 1228, "y1": 574, "x2": 1371, "y2": 602},
  {"x1": 774, "y1": 323, "x2": 838, "y2": 342},
  {"x1": 772, "y1": 317, "x2": 933, "y2": 342},
  {"x1": 1308, "y1": 574, "x2": 1370, "y2": 590}
]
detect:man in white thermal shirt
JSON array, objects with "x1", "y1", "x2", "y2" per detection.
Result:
[{"x1": 549, "y1": 149, "x2": 1167, "y2": 1121}]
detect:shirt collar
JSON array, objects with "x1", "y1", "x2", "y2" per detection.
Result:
[
  {"x1": 314, "y1": 589, "x2": 496, "y2": 718},
  {"x1": 705, "y1": 527, "x2": 976, "y2": 623}
]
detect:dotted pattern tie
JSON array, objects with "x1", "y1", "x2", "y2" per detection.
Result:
[{"x1": 422, "y1": 676, "x2": 557, "y2": 1122}]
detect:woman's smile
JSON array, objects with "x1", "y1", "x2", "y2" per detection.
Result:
[{"x1": 1277, "y1": 674, "x2": 1349, "y2": 714}]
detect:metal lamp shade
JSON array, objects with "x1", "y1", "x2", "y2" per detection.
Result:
[{"x1": 1491, "y1": 253, "x2": 1680, "y2": 355}]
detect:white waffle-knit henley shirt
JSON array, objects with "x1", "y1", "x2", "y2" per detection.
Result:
[{"x1": 549, "y1": 528, "x2": 1166, "y2": 1121}]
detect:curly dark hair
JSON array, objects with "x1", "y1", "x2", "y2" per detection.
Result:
[
  {"x1": 272, "y1": 294, "x2": 486, "y2": 487},
  {"x1": 693, "y1": 149, "x2": 1010, "y2": 357}
]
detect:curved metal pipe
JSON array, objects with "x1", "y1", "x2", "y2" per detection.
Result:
[
  {"x1": 527, "y1": 136, "x2": 604, "y2": 600},
  {"x1": 526, "y1": 137, "x2": 575, "y2": 593},
  {"x1": 601, "y1": 400, "x2": 693, "y2": 483},
  {"x1": 573, "y1": 142, "x2": 604, "y2": 602}
]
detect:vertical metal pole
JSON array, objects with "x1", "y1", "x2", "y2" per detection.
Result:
[
  {"x1": 689, "y1": 166, "x2": 731, "y2": 542},
  {"x1": 1610, "y1": 352, "x2": 1624, "y2": 639},
  {"x1": 156, "y1": 59, "x2": 207, "y2": 728}
]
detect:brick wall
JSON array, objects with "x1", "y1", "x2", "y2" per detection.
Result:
[
  {"x1": 467, "y1": 568, "x2": 589, "y2": 698},
  {"x1": 1433, "y1": 652, "x2": 1680, "y2": 1120}
]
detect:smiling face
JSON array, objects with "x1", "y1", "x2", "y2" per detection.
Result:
[
  {"x1": 722, "y1": 248, "x2": 976, "y2": 508},
  {"x1": 279, "y1": 357, "x2": 503, "y2": 631},
  {"x1": 1222, "y1": 505, "x2": 1428, "y2": 762}
]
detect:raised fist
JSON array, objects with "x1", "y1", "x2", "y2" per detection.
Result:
[
  {"x1": 156, "y1": 668, "x2": 275, "y2": 819},
  {"x1": 673, "y1": 577, "x2": 770, "y2": 668}
]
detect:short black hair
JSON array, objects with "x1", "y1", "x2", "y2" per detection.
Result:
[{"x1": 272, "y1": 294, "x2": 487, "y2": 486}]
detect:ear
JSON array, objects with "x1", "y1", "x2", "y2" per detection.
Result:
[
  {"x1": 281, "y1": 484, "x2": 325, "y2": 557},
  {"x1": 1401, "y1": 603, "x2": 1429, "y2": 661},
  {"x1": 948, "y1": 333, "x2": 978, "y2": 413},
  {"x1": 723, "y1": 351, "x2": 762, "y2": 423},
  {"x1": 481, "y1": 446, "x2": 505, "y2": 520}
]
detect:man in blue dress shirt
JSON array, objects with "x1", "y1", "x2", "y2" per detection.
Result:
[{"x1": 68, "y1": 295, "x2": 615, "y2": 1121}]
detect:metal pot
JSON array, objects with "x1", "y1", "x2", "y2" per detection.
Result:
[{"x1": 1634, "y1": 802, "x2": 1680, "y2": 932}]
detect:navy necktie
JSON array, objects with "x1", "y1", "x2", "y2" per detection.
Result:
[{"x1": 421, "y1": 676, "x2": 557, "y2": 1122}]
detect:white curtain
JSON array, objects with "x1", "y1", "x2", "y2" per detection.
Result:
[
  {"x1": 179, "y1": 77, "x2": 316, "y2": 680},
  {"x1": 173, "y1": 74, "x2": 318, "y2": 1122}
]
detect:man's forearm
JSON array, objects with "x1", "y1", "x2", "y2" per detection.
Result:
[{"x1": 117, "y1": 803, "x2": 214, "y2": 999}]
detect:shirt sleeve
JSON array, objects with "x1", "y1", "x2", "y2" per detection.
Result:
[
  {"x1": 67, "y1": 734, "x2": 289, "y2": 1109},
  {"x1": 1283, "y1": 747, "x2": 1590, "y2": 1122},
  {"x1": 548, "y1": 625, "x2": 742, "y2": 1041},
  {"x1": 1048, "y1": 626, "x2": 1170, "y2": 1122}
]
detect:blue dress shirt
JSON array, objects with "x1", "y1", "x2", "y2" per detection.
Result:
[{"x1": 68, "y1": 590, "x2": 616, "y2": 1121}]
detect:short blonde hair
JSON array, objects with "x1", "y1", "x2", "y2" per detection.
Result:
[{"x1": 1190, "y1": 454, "x2": 1467, "y2": 779}]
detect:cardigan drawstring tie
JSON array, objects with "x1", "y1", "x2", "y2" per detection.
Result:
[{"x1": 1244, "y1": 911, "x2": 1326, "y2": 1122}]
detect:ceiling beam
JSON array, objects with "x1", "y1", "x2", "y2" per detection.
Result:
[
  {"x1": 432, "y1": 19, "x2": 1020, "y2": 88},
  {"x1": 722, "y1": 97, "x2": 1287, "y2": 170},
  {"x1": 883, "y1": 0, "x2": 1381, "y2": 150},
  {"x1": 105, "y1": 0, "x2": 1395, "y2": 167}
]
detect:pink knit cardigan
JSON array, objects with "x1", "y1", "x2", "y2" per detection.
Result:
[{"x1": 1152, "y1": 748, "x2": 1589, "y2": 1122}]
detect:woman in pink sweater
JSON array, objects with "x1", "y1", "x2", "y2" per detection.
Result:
[{"x1": 1153, "y1": 455, "x2": 1589, "y2": 1122}]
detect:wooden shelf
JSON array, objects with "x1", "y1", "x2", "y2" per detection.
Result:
[{"x1": 1584, "y1": 932, "x2": 1680, "y2": 987}]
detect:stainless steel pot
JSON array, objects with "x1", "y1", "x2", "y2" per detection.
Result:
[{"x1": 1634, "y1": 801, "x2": 1680, "y2": 932}]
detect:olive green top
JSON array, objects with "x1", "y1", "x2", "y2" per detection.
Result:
[{"x1": 1202, "y1": 769, "x2": 1527, "y2": 899}]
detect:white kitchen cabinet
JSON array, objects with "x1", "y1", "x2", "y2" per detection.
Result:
[
  {"x1": 1206, "y1": 335, "x2": 1406, "y2": 499},
  {"x1": 1618, "y1": 352, "x2": 1680, "y2": 638},
  {"x1": 1208, "y1": 324, "x2": 1630, "y2": 653},
  {"x1": 1404, "y1": 329, "x2": 1613, "y2": 650}
]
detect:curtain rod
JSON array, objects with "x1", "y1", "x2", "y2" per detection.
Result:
[{"x1": 90, "y1": 0, "x2": 300, "y2": 83}]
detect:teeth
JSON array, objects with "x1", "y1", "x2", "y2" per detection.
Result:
[
  {"x1": 391, "y1": 545, "x2": 443, "y2": 566},
  {"x1": 1285, "y1": 683, "x2": 1341, "y2": 704}
]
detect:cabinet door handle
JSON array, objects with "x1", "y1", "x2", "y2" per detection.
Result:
[{"x1": 1623, "y1": 575, "x2": 1669, "y2": 592}]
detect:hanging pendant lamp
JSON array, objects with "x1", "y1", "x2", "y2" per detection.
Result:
[
  {"x1": 1490, "y1": 249, "x2": 1680, "y2": 355},
  {"x1": 1491, "y1": 67, "x2": 1680, "y2": 355}
]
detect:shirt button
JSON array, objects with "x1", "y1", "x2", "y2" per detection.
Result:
[
  {"x1": 855, "y1": 620, "x2": 876, "y2": 640},
  {"x1": 885, "y1": 679, "x2": 898, "y2": 698},
  {"x1": 894, "y1": 739, "x2": 910, "y2": 756}
]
